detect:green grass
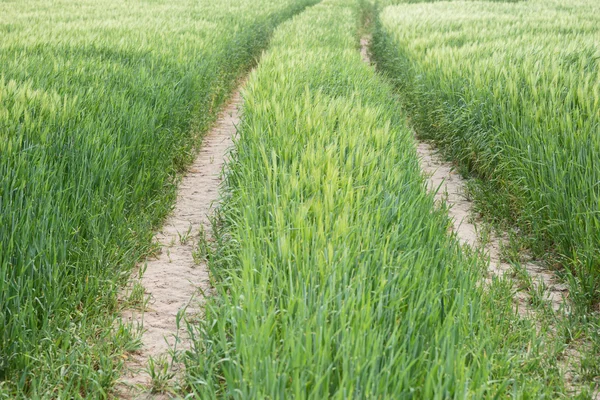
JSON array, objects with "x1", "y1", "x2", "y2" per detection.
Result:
[
  {"x1": 181, "y1": 0, "x2": 571, "y2": 397},
  {"x1": 0, "y1": 0, "x2": 316, "y2": 397},
  {"x1": 373, "y1": 0, "x2": 600, "y2": 309}
]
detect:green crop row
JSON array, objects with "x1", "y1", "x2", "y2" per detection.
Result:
[
  {"x1": 0, "y1": 0, "x2": 315, "y2": 397},
  {"x1": 373, "y1": 0, "x2": 600, "y2": 308},
  {"x1": 181, "y1": 0, "x2": 567, "y2": 397}
]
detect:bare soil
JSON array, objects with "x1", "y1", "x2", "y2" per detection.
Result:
[
  {"x1": 359, "y1": 34, "x2": 568, "y2": 315},
  {"x1": 416, "y1": 141, "x2": 569, "y2": 315},
  {"x1": 360, "y1": 33, "x2": 585, "y2": 393},
  {"x1": 116, "y1": 91, "x2": 242, "y2": 399}
]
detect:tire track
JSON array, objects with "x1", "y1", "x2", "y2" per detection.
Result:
[{"x1": 116, "y1": 90, "x2": 242, "y2": 399}]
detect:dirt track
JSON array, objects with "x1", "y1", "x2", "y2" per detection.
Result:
[
  {"x1": 360, "y1": 34, "x2": 568, "y2": 316},
  {"x1": 117, "y1": 91, "x2": 242, "y2": 399}
]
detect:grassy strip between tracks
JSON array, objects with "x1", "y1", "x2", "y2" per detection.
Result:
[
  {"x1": 181, "y1": 0, "x2": 570, "y2": 397},
  {"x1": 0, "y1": 0, "x2": 316, "y2": 397}
]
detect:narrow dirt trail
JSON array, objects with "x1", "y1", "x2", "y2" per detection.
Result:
[
  {"x1": 360, "y1": 34, "x2": 568, "y2": 316},
  {"x1": 116, "y1": 91, "x2": 242, "y2": 398},
  {"x1": 361, "y1": 33, "x2": 600, "y2": 395},
  {"x1": 416, "y1": 141, "x2": 570, "y2": 314}
]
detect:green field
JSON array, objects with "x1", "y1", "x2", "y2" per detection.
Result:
[
  {"x1": 0, "y1": 0, "x2": 315, "y2": 396},
  {"x1": 179, "y1": 1, "x2": 571, "y2": 397},
  {"x1": 1, "y1": 0, "x2": 600, "y2": 398}
]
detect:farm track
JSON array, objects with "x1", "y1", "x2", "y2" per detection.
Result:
[
  {"x1": 116, "y1": 90, "x2": 242, "y2": 399},
  {"x1": 360, "y1": 34, "x2": 591, "y2": 392},
  {"x1": 415, "y1": 141, "x2": 571, "y2": 315},
  {"x1": 413, "y1": 126, "x2": 596, "y2": 396},
  {"x1": 361, "y1": 34, "x2": 568, "y2": 317}
]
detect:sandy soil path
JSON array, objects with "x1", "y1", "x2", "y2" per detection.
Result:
[
  {"x1": 360, "y1": 32, "x2": 600, "y2": 397},
  {"x1": 360, "y1": 34, "x2": 568, "y2": 315},
  {"x1": 116, "y1": 91, "x2": 242, "y2": 399}
]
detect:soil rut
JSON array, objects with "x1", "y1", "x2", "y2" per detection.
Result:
[
  {"x1": 116, "y1": 91, "x2": 241, "y2": 398},
  {"x1": 416, "y1": 141, "x2": 569, "y2": 314},
  {"x1": 360, "y1": 34, "x2": 567, "y2": 315},
  {"x1": 360, "y1": 33, "x2": 589, "y2": 392}
]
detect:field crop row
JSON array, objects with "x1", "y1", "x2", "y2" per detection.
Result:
[
  {"x1": 373, "y1": 0, "x2": 600, "y2": 307},
  {"x1": 180, "y1": 1, "x2": 567, "y2": 397},
  {"x1": 0, "y1": 0, "x2": 315, "y2": 397}
]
